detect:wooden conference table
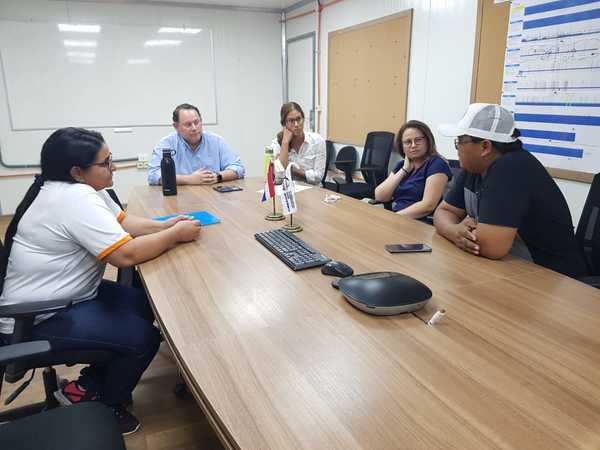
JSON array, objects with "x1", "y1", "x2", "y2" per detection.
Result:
[{"x1": 128, "y1": 178, "x2": 600, "y2": 450}]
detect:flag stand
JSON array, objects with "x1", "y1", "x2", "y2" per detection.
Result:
[
  {"x1": 282, "y1": 213, "x2": 302, "y2": 233},
  {"x1": 264, "y1": 160, "x2": 284, "y2": 221},
  {"x1": 265, "y1": 195, "x2": 284, "y2": 221}
]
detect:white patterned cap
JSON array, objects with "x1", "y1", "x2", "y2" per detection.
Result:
[{"x1": 439, "y1": 103, "x2": 517, "y2": 143}]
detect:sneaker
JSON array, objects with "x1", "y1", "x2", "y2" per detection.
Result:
[
  {"x1": 111, "y1": 405, "x2": 141, "y2": 436},
  {"x1": 54, "y1": 381, "x2": 100, "y2": 406}
]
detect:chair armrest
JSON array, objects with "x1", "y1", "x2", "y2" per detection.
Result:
[
  {"x1": 578, "y1": 276, "x2": 600, "y2": 289},
  {"x1": 0, "y1": 341, "x2": 51, "y2": 365},
  {"x1": 335, "y1": 159, "x2": 355, "y2": 164},
  {"x1": 360, "y1": 165, "x2": 383, "y2": 172},
  {"x1": 333, "y1": 176, "x2": 348, "y2": 185},
  {"x1": 0, "y1": 298, "x2": 73, "y2": 318},
  {"x1": 368, "y1": 199, "x2": 393, "y2": 210}
]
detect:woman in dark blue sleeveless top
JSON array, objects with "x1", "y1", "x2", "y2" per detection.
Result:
[{"x1": 375, "y1": 120, "x2": 452, "y2": 219}]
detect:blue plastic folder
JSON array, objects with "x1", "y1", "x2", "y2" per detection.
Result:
[{"x1": 154, "y1": 211, "x2": 221, "y2": 226}]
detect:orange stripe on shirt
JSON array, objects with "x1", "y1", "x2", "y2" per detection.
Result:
[
  {"x1": 117, "y1": 211, "x2": 126, "y2": 223},
  {"x1": 97, "y1": 235, "x2": 133, "y2": 261}
]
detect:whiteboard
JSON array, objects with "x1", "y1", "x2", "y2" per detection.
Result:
[
  {"x1": 0, "y1": 19, "x2": 217, "y2": 161},
  {"x1": 500, "y1": 0, "x2": 600, "y2": 179}
]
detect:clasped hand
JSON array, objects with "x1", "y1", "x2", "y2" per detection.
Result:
[
  {"x1": 453, "y1": 216, "x2": 479, "y2": 255},
  {"x1": 162, "y1": 215, "x2": 201, "y2": 242},
  {"x1": 190, "y1": 169, "x2": 218, "y2": 185}
]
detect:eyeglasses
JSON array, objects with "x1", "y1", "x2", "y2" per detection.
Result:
[
  {"x1": 453, "y1": 138, "x2": 476, "y2": 150},
  {"x1": 402, "y1": 136, "x2": 426, "y2": 147},
  {"x1": 285, "y1": 117, "x2": 304, "y2": 126},
  {"x1": 89, "y1": 153, "x2": 113, "y2": 168}
]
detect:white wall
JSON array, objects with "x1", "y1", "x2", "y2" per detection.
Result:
[
  {"x1": 0, "y1": 0, "x2": 282, "y2": 214},
  {"x1": 285, "y1": 0, "x2": 590, "y2": 225}
]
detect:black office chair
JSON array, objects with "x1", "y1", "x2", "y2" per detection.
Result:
[
  {"x1": 0, "y1": 236, "x2": 113, "y2": 422},
  {"x1": 324, "y1": 145, "x2": 357, "y2": 192},
  {"x1": 320, "y1": 140, "x2": 336, "y2": 187},
  {"x1": 576, "y1": 173, "x2": 600, "y2": 288},
  {"x1": 445, "y1": 158, "x2": 461, "y2": 192},
  {"x1": 0, "y1": 340, "x2": 125, "y2": 450},
  {"x1": 106, "y1": 188, "x2": 142, "y2": 288},
  {"x1": 334, "y1": 131, "x2": 394, "y2": 199}
]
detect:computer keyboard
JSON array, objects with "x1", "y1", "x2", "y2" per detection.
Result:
[{"x1": 255, "y1": 229, "x2": 330, "y2": 271}]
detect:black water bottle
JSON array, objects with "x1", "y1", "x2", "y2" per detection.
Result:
[{"x1": 160, "y1": 149, "x2": 177, "y2": 196}]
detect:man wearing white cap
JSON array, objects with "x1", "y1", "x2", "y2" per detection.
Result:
[{"x1": 434, "y1": 103, "x2": 587, "y2": 278}]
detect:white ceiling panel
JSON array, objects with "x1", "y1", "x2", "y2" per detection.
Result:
[{"x1": 69, "y1": 0, "x2": 305, "y2": 10}]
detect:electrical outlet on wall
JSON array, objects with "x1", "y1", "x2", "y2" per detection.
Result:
[{"x1": 136, "y1": 153, "x2": 149, "y2": 169}]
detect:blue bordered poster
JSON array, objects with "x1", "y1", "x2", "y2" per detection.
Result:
[{"x1": 501, "y1": 0, "x2": 600, "y2": 175}]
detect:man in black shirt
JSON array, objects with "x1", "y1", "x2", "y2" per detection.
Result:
[{"x1": 434, "y1": 103, "x2": 587, "y2": 278}]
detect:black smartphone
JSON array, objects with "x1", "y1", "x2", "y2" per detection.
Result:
[
  {"x1": 213, "y1": 186, "x2": 243, "y2": 193},
  {"x1": 385, "y1": 243, "x2": 432, "y2": 253}
]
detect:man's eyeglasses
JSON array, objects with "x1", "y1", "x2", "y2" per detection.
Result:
[
  {"x1": 453, "y1": 138, "x2": 476, "y2": 150},
  {"x1": 402, "y1": 136, "x2": 426, "y2": 147},
  {"x1": 89, "y1": 153, "x2": 113, "y2": 168},
  {"x1": 285, "y1": 117, "x2": 304, "y2": 126}
]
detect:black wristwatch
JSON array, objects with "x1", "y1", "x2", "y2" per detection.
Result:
[{"x1": 216, "y1": 172, "x2": 223, "y2": 183}]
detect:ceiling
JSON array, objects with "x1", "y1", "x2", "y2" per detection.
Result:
[
  {"x1": 74, "y1": 0, "x2": 305, "y2": 11},
  {"x1": 157, "y1": 0, "x2": 302, "y2": 7}
]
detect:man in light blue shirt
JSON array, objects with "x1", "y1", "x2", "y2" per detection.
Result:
[{"x1": 148, "y1": 103, "x2": 245, "y2": 185}]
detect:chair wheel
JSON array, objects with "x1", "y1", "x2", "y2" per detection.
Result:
[{"x1": 173, "y1": 382, "x2": 187, "y2": 398}]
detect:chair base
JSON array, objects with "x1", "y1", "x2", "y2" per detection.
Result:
[{"x1": 0, "y1": 366, "x2": 59, "y2": 422}]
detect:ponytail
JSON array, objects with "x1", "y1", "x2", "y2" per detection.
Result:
[{"x1": 0, "y1": 175, "x2": 44, "y2": 295}]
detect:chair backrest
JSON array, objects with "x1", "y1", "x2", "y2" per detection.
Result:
[
  {"x1": 576, "y1": 173, "x2": 600, "y2": 275},
  {"x1": 0, "y1": 237, "x2": 7, "y2": 297},
  {"x1": 106, "y1": 188, "x2": 124, "y2": 209},
  {"x1": 361, "y1": 131, "x2": 394, "y2": 187},
  {"x1": 444, "y1": 158, "x2": 462, "y2": 194},
  {"x1": 322, "y1": 140, "x2": 336, "y2": 185},
  {"x1": 335, "y1": 146, "x2": 358, "y2": 183},
  {"x1": 447, "y1": 158, "x2": 460, "y2": 168}
]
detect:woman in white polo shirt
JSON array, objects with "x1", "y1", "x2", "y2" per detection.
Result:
[
  {"x1": 0, "y1": 127, "x2": 201, "y2": 435},
  {"x1": 269, "y1": 102, "x2": 326, "y2": 185}
]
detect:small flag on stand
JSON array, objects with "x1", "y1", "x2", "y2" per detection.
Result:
[{"x1": 260, "y1": 162, "x2": 276, "y2": 203}]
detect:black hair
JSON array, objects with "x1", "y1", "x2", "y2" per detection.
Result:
[
  {"x1": 469, "y1": 128, "x2": 523, "y2": 154},
  {"x1": 1, "y1": 128, "x2": 104, "y2": 294},
  {"x1": 172, "y1": 103, "x2": 201, "y2": 123}
]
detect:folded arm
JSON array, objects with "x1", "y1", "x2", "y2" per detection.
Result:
[
  {"x1": 396, "y1": 173, "x2": 449, "y2": 219},
  {"x1": 103, "y1": 219, "x2": 201, "y2": 268}
]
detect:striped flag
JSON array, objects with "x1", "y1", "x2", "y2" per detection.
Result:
[{"x1": 260, "y1": 162, "x2": 276, "y2": 203}]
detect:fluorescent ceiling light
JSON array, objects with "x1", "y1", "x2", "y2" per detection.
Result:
[
  {"x1": 127, "y1": 58, "x2": 151, "y2": 64},
  {"x1": 58, "y1": 24, "x2": 101, "y2": 33},
  {"x1": 158, "y1": 27, "x2": 202, "y2": 34},
  {"x1": 144, "y1": 40, "x2": 182, "y2": 46},
  {"x1": 64, "y1": 40, "x2": 97, "y2": 48},
  {"x1": 67, "y1": 51, "x2": 96, "y2": 58},
  {"x1": 69, "y1": 59, "x2": 94, "y2": 64}
]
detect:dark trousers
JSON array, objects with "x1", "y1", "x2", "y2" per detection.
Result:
[{"x1": 30, "y1": 280, "x2": 161, "y2": 406}]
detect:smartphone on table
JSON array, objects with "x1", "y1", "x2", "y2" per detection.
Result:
[
  {"x1": 385, "y1": 243, "x2": 432, "y2": 253},
  {"x1": 213, "y1": 186, "x2": 243, "y2": 193}
]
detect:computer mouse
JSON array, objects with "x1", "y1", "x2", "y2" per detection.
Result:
[{"x1": 321, "y1": 260, "x2": 354, "y2": 278}]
